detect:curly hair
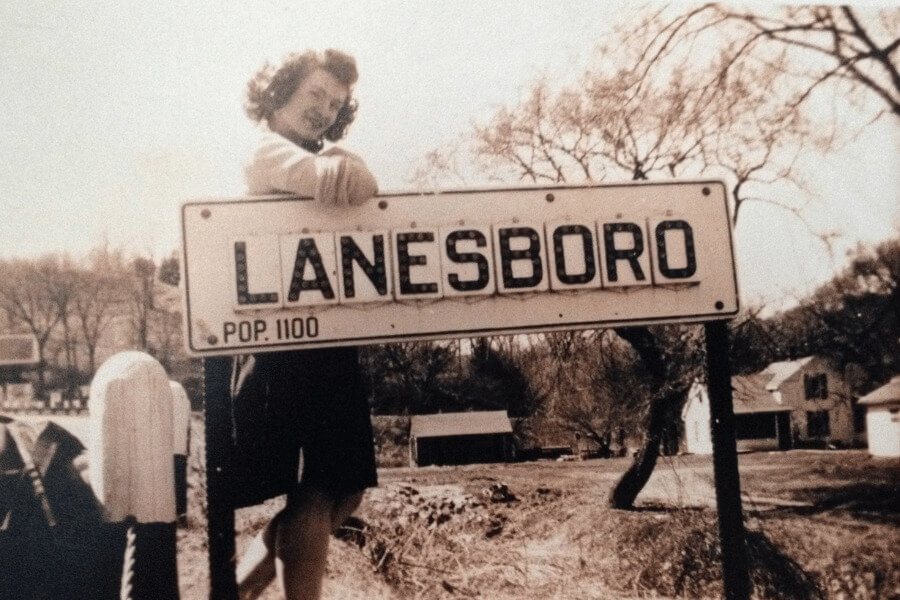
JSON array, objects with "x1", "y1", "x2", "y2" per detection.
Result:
[{"x1": 245, "y1": 49, "x2": 359, "y2": 144}]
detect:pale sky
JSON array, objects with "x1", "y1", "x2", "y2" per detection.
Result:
[{"x1": 1, "y1": 1, "x2": 898, "y2": 310}]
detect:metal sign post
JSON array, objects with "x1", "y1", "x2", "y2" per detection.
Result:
[
  {"x1": 705, "y1": 321, "x2": 751, "y2": 600},
  {"x1": 203, "y1": 357, "x2": 238, "y2": 599},
  {"x1": 185, "y1": 182, "x2": 749, "y2": 600}
]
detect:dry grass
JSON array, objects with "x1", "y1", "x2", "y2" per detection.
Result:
[{"x1": 175, "y1": 416, "x2": 900, "y2": 599}]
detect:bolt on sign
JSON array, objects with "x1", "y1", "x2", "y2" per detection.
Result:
[{"x1": 180, "y1": 181, "x2": 739, "y2": 356}]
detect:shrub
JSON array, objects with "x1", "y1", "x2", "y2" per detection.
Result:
[
  {"x1": 372, "y1": 416, "x2": 410, "y2": 468},
  {"x1": 615, "y1": 509, "x2": 823, "y2": 599}
]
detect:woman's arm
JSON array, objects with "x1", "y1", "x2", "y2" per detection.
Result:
[
  {"x1": 245, "y1": 131, "x2": 378, "y2": 205},
  {"x1": 320, "y1": 148, "x2": 379, "y2": 206}
]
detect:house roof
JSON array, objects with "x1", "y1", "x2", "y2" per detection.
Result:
[
  {"x1": 763, "y1": 356, "x2": 815, "y2": 391},
  {"x1": 859, "y1": 376, "x2": 900, "y2": 406},
  {"x1": 686, "y1": 355, "x2": 840, "y2": 420},
  {"x1": 410, "y1": 410, "x2": 513, "y2": 439},
  {"x1": 731, "y1": 373, "x2": 793, "y2": 414}
]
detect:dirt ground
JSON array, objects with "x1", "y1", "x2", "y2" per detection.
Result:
[{"x1": 175, "y1": 448, "x2": 900, "y2": 600}]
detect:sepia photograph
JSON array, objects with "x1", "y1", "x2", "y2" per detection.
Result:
[{"x1": 1, "y1": 2, "x2": 898, "y2": 599}]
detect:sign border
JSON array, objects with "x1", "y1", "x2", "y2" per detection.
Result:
[{"x1": 181, "y1": 180, "x2": 740, "y2": 355}]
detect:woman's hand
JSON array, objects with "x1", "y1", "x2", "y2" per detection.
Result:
[{"x1": 315, "y1": 150, "x2": 378, "y2": 206}]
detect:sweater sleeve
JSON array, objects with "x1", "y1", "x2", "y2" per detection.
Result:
[{"x1": 243, "y1": 130, "x2": 318, "y2": 196}]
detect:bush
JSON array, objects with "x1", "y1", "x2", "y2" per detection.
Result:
[
  {"x1": 616, "y1": 509, "x2": 722, "y2": 597},
  {"x1": 372, "y1": 416, "x2": 410, "y2": 468},
  {"x1": 615, "y1": 509, "x2": 823, "y2": 599}
]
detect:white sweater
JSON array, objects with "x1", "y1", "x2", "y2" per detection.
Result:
[{"x1": 243, "y1": 129, "x2": 377, "y2": 206}]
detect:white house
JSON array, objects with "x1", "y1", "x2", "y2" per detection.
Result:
[
  {"x1": 683, "y1": 375, "x2": 793, "y2": 454},
  {"x1": 858, "y1": 376, "x2": 900, "y2": 458},
  {"x1": 683, "y1": 356, "x2": 855, "y2": 454}
]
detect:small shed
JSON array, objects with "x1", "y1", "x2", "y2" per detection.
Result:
[
  {"x1": 409, "y1": 410, "x2": 514, "y2": 467},
  {"x1": 858, "y1": 376, "x2": 900, "y2": 458}
]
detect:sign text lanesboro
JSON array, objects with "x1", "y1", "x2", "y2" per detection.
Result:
[{"x1": 181, "y1": 182, "x2": 738, "y2": 356}]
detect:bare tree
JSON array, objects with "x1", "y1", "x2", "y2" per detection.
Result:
[
  {"x1": 128, "y1": 255, "x2": 157, "y2": 351},
  {"x1": 120, "y1": 251, "x2": 187, "y2": 367},
  {"x1": 410, "y1": 7, "x2": 898, "y2": 508},
  {"x1": 0, "y1": 257, "x2": 64, "y2": 392},
  {"x1": 147, "y1": 286, "x2": 183, "y2": 372},
  {"x1": 541, "y1": 331, "x2": 649, "y2": 456},
  {"x1": 473, "y1": 30, "x2": 821, "y2": 226},
  {"x1": 407, "y1": 138, "x2": 473, "y2": 191},
  {"x1": 769, "y1": 235, "x2": 900, "y2": 391},
  {"x1": 464, "y1": 336, "x2": 543, "y2": 418},
  {"x1": 469, "y1": 49, "x2": 820, "y2": 508},
  {"x1": 158, "y1": 252, "x2": 180, "y2": 287},
  {"x1": 608, "y1": 325, "x2": 704, "y2": 508},
  {"x1": 0, "y1": 245, "x2": 193, "y2": 390},
  {"x1": 72, "y1": 247, "x2": 130, "y2": 374},
  {"x1": 44, "y1": 255, "x2": 82, "y2": 391},
  {"x1": 363, "y1": 341, "x2": 459, "y2": 414},
  {"x1": 628, "y1": 5, "x2": 900, "y2": 120}
]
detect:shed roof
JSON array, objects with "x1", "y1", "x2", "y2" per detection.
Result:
[
  {"x1": 410, "y1": 411, "x2": 513, "y2": 439},
  {"x1": 859, "y1": 376, "x2": 900, "y2": 406},
  {"x1": 732, "y1": 373, "x2": 793, "y2": 414}
]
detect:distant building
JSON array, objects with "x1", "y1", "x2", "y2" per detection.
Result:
[
  {"x1": 683, "y1": 356, "x2": 855, "y2": 454},
  {"x1": 409, "y1": 410, "x2": 515, "y2": 467},
  {"x1": 0, "y1": 334, "x2": 39, "y2": 413},
  {"x1": 858, "y1": 376, "x2": 900, "y2": 458},
  {"x1": 1, "y1": 382, "x2": 35, "y2": 412}
]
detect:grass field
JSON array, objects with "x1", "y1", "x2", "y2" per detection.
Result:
[{"x1": 174, "y1": 416, "x2": 899, "y2": 600}]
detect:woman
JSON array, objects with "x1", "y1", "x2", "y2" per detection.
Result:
[{"x1": 233, "y1": 49, "x2": 379, "y2": 600}]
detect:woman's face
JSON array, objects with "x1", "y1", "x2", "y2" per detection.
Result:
[{"x1": 271, "y1": 68, "x2": 349, "y2": 143}]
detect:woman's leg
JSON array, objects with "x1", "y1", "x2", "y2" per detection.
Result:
[
  {"x1": 236, "y1": 486, "x2": 365, "y2": 600},
  {"x1": 236, "y1": 512, "x2": 278, "y2": 600},
  {"x1": 273, "y1": 486, "x2": 333, "y2": 600},
  {"x1": 330, "y1": 490, "x2": 364, "y2": 532}
]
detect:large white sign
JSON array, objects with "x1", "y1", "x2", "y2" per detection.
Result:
[{"x1": 181, "y1": 182, "x2": 739, "y2": 356}]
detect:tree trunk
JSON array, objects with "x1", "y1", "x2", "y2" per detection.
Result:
[
  {"x1": 609, "y1": 326, "x2": 670, "y2": 510},
  {"x1": 36, "y1": 353, "x2": 47, "y2": 395},
  {"x1": 608, "y1": 388, "x2": 679, "y2": 509},
  {"x1": 87, "y1": 343, "x2": 97, "y2": 376},
  {"x1": 609, "y1": 401, "x2": 660, "y2": 509},
  {"x1": 61, "y1": 317, "x2": 79, "y2": 392}
]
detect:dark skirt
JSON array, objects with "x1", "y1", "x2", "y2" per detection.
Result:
[{"x1": 228, "y1": 346, "x2": 377, "y2": 508}]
